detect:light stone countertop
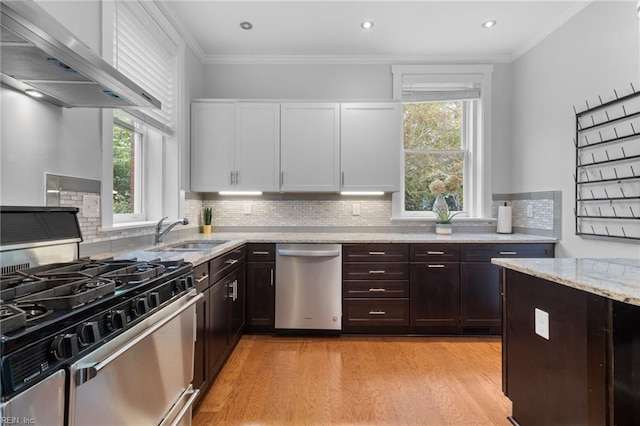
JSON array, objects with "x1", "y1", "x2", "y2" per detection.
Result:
[
  {"x1": 492, "y1": 258, "x2": 640, "y2": 306},
  {"x1": 109, "y1": 231, "x2": 556, "y2": 266}
]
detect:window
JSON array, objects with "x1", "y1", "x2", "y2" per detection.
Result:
[
  {"x1": 112, "y1": 113, "x2": 144, "y2": 221},
  {"x1": 391, "y1": 65, "x2": 493, "y2": 219},
  {"x1": 101, "y1": 0, "x2": 184, "y2": 229}
]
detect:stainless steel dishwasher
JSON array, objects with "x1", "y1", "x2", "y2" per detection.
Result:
[{"x1": 275, "y1": 243, "x2": 342, "y2": 332}]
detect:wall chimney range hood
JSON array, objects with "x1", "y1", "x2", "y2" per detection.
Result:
[{"x1": 0, "y1": 0, "x2": 161, "y2": 109}]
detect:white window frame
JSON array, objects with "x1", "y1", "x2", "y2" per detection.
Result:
[{"x1": 391, "y1": 65, "x2": 493, "y2": 220}]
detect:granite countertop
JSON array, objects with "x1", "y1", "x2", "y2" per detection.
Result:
[
  {"x1": 109, "y1": 231, "x2": 556, "y2": 266},
  {"x1": 492, "y1": 258, "x2": 640, "y2": 306}
]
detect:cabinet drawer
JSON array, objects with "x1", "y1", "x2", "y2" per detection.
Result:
[
  {"x1": 211, "y1": 246, "x2": 246, "y2": 283},
  {"x1": 410, "y1": 244, "x2": 459, "y2": 262},
  {"x1": 344, "y1": 299, "x2": 409, "y2": 326},
  {"x1": 247, "y1": 243, "x2": 275, "y2": 262},
  {"x1": 343, "y1": 244, "x2": 409, "y2": 263},
  {"x1": 193, "y1": 262, "x2": 210, "y2": 292},
  {"x1": 343, "y1": 262, "x2": 409, "y2": 281},
  {"x1": 343, "y1": 280, "x2": 409, "y2": 298},
  {"x1": 461, "y1": 243, "x2": 554, "y2": 262}
]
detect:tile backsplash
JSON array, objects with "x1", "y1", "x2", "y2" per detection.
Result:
[{"x1": 492, "y1": 191, "x2": 561, "y2": 238}]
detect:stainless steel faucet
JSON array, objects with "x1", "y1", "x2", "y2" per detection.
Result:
[{"x1": 154, "y1": 217, "x2": 189, "y2": 245}]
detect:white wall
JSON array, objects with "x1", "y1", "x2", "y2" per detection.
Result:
[
  {"x1": 1, "y1": 1, "x2": 103, "y2": 206},
  {"x1": 510, "y1": 1, "x2": 639, "y2": 257}
]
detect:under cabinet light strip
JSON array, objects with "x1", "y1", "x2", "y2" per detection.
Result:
[
  {"x1": 218, "y1": 191, "x2": 262, "y2": 196},
  {"x1": 340, "y1": 191, "x2": 385, "y2": 196}
]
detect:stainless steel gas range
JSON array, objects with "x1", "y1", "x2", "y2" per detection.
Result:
[{"x1": 0, "y1": 206, "x2": 201, "y2": 425}]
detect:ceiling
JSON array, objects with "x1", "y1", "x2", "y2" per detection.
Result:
[{"x1": 161, "y1": 0, "x2": 591, "y2": 64}]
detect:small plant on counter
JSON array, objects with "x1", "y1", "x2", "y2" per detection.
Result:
[
  {"x1": 433, "y1": 203, "x2": 461, "y2": 224},
  {"x1": 203, "y1": 207, "x2": 212, "y2": 225}
]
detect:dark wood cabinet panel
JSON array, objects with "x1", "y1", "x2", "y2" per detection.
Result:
[
  {"x1": 343, "y1": 280, "x2": 408, "y2": 298},
  {"x1": 228, "y1": 268, "x2": 246, "y2": 348},
  {"x1": 343, "y1": 262, "x2": 409, "y2": 281},
  {"x1": 504, "y1": 270, "x2": 608, "y2": 425},
  {"x1": 247, "y1": 243, "x2": 276, "y2": 262},
  {"x1": 460, "y1": 262, "x2": 501, "y2": 329},
  {"x1": 246, "y1": 262, "x2": 275, "y2": 329},
  {"x1": 210, "y1": 245, "x2": 246, "y2": 283},
  {"x1": 410, "y1": 263, "x2": 460, "y2": 328},
  {"x1": 461, "y1": 243, "x2": 554, "y2": 262},
  {"x1": 410, "y1": 244, "x2": 459, "y2": 262},
  {"x1": 208, "y1": 279, "x2": 229, "y2": 378},
  {"x1": 344, "y1": 299, "x2": 409, "y2": 326},
  {"x1": 343, "y1": 243, "x2": 409, "y2": 263},
  {"x1": 193, "y1": 286, "x2": 209, "y2": 402}
]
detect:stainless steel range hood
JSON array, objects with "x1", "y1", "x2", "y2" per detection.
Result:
[{"x1": 0, "y1": 0, "x2": 161, "y2": 109}]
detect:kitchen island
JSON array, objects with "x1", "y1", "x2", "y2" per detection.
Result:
[{"x1": 493, "y1": 257, "x2": 640, "y2": 426}]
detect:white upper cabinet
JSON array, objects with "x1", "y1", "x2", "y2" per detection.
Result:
[
  {"x1": 340, "y1": 103, "x2": 402, "y2": 192},
  {"x1": 280, "y1": 103, "x2": 340, "y2": 192},
  {"x1": 235, "y1": 102, "x2": 281, "y2": 192},
  {"x1": 191, "y1": 101, "x2": 280, "y2": 192},
  {"x1": 190, "y1": 102, "x2": 235, "y2": 192}
]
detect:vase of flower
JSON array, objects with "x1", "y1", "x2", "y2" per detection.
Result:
[
  {"x1": 429, "y1": 179, "x2": 460, "y2": 234},
  {"x1": 202, "y1": 207, "x2": 212, "y2": 234}
]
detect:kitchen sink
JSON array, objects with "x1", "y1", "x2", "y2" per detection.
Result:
[{"x1": 146, "y1": 240, "x2": 229, "y2": 252}]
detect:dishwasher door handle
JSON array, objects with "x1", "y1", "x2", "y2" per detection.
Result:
[{"x1": 277, "y1": 249, "x2": 341, "y2": 258}]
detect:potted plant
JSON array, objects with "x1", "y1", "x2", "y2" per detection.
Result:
[
  {"x1": 202, "y1": 207, "x2": 212, "y2": 234},
  {"x1": 429, "y1": 179, "x2": 460, "y2": 235}
]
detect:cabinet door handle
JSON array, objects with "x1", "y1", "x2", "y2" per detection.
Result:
[
  {"x1": 195, "y1": 274, "x2": 209, "y2": 283},
  {"x1": 368, "y1": 270, "x2": 386, "y2": 274},
  {"x1": 500, "y1": 251, "x2": 517, "y2": 255},
  {"x1": 368, "y1": 288, "x2": 386, "y2": 292},
  {"x1": 280, "y1": 171, "x2": 284, "y2": 186},
  {"x1": 252, "y1": 251, "x2": 270, "y2": 255},
  {"x1": 368, "y1": 251, "x2": 386, "y2": 255},
  {"x1": 427, "y1": 251, "x2": 445, "y2": 255},
  {"x1": 226, "y1": 259, "x2": 238, "y2": 265},
  {"x1": 368, "y1": 311, "x2": 386, "y2": 315},
  {"x1": 230, "y1": 171, "x2": 234, "y2": 185},
  {"x1": 235, "y1": 171, "x2": 239, "y2": 185},
  {"x1": 341, "y1": 171, "x2": 345, "y2": 187},
  {"x1": 427, "y1": 265, "x2": 445, "y2": 268},
  {"x1": 270, "y1": 269, "x2": 274, "y2": 287}
]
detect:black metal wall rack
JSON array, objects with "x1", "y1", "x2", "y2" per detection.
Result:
[{"x1": 574, "y1": 85, "x2": 640, "y2": 241}]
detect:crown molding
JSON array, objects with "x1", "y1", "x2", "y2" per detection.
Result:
[
  {"x1": 509, "y1": 0, "x2": 593, "y2": 62},
  {"x1": 156, "y1": 0, "x2": 206, "y2": 63},
  {"x1": 200, "y1": 53, "x2": 513, "y2": 65}
]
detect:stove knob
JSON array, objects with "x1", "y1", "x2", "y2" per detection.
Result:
[
  {"x1": 182, "y1": 276, "x2": 194, "y2": 290},
  {"x1": 132, "y1": 297, "x2": 150, "y2": 317},
  {"x1": 51, "y1": 333, "x2": 79, "y2": 361},
  {"x1": 77, "y1": 321, "x2": 101, "y2": 347},
  {"x1": 106, "y1": 310, "x2": 127, "y2": 331},
  {"x1": 173, "y1": 278, "x2": 185, "y2": 295},
  {"x1": 148, "y1": 292, "x2": 161, "y2": 309}
]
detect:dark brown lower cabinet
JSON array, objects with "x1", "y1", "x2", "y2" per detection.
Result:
[
  {"x1": 193, "y1": 284, "x2": 208, "y2": 399},
  {"x1": 501, "y1": 269, "x2": 640, "y2": 425},
  {"x1": 246, "y1": 262, "x2": 275, "y2": 332},
  {"x1": 208, "y1": 277, "x2": 229, "y2": 378},
  {"x1": 459, "y1": 262, "x2": 501, "y2": 331},
  {"x1": 410, "y1": 262, "x2": 459, "y2": 328}
]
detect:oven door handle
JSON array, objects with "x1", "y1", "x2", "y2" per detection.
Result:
[
  {"x1": 159, "y1": 385, "x2": 200, "y2": 426},
  {"x1": 76, "y1": 290, "x2": 202, "y2": 385}
]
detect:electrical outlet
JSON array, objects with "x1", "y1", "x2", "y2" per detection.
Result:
[
  {"x1": 82, "y1": 195, "x2": 100, "y2": 218},
  {"x1": 352, "y1": 203, "x2": 361, "y2": 216},
  {"x1": 535, "y1": 308, "x2": 549, "y2": 340},
  {"x1": 243, "y1": 204, "x2": 252, "y2": 215},
  {"x1": 527, "y1": 204, "x2": 534, "y2": 218}
]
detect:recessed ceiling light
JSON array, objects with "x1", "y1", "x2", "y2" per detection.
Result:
[
  {"x1": 25, "y1": 89, "x2": 44, "y2": 98},
  {"x1": 361, "y1": 21, "x2": 374, "y2": 30},
  {"x1": 481, "y1": 20, "x2": 497, "y2": 29},
  {"x1": 240, "y1": 21, "x2": 253, "y2": 30}
]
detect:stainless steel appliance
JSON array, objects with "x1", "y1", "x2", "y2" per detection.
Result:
[
  {"x1": 275, "y1": 243, "x2": 342, "y2": 332},
  {"x1": 0, "y1": 206, "x2": 200, "y2": 425}
]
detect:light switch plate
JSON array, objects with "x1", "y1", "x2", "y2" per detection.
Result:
[
  {"x1": 527, "y1": 204, "x2": 534, "y2": 218},
  {"x1": 82, "y1": 195, "x2": 100, "y2": 218},
  {"x1": 243, "y1": 204, "x2": 251, "y2": 215},
  {"x1": 534, "y1": 308, "x2": 549, "y2": 340},
  {"x1": 352, "y1": 203, "x2": 361, "y2": 216}
]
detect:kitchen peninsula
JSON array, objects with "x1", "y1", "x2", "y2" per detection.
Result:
[{"x1": 494, "y1": 257, "x2": 640, "y2": 425}]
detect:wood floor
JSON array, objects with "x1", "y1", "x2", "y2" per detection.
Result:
[{"x1": 192, "y1": 335, "x2": 511, "y2": 426}]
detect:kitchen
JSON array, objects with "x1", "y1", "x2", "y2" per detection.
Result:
[{"x1": 1, "y1": 0, "x2": 639, "y2": 425}]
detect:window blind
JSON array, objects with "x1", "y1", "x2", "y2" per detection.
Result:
[
  {"x1": 401, "y1": 74, "x2": 482, "y2": 102},
  {"x1": 114, "y1": 0, "x2": 176, "y2": 135}
]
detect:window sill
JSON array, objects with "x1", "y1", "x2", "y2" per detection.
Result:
[
  {"x1": 100, "y1": 221, "x2": 157, "y2": 232},
  {"x1": 390, "y1": 216, "x2": 497, "y2": 224}
]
